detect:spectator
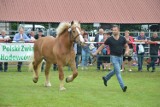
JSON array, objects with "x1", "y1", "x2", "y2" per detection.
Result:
[
  {"x1": 93, "y1": 25, "x2": 129, "y2": 92},
  {"x1": 75, "y1": 43, "x2": 82, "y2": 68},
  {"x1": 13, "y1": 27, "x2": 30, "y2": 72},
  {"x1": 134, "y1": 31, "x2": 147, "y2": 72},
  {"x1": 13, "y1": 27, "x2": 30, "y2": 42},
  {"x1": 147, "y1": 32, "x2": 160, "y2": 72},
  {"x1": 0, "y1": 30, "x2": 10, "y2": 72},
  {"x1": 121, "y1": 30, "x2": 135, "y2": 72},
  {"x1": 100, "y1": 32, "x2": 111, "y2": 71},
  {"x1": 89, "y1": 43, "x2": 97, "y2": 65},
  {"x1": 94, "y1": 28, "x2": 104, "y2": 70},
  {"x1": 81, "y1": 32, "x2": 90, "y2": 70},
  {"x1": 132, "y1": 52, "x2": 138, "y2": 66},
  {"x1": 158, "y1": 49, "x2": 160, "y2": 66},
  {"x1": 27, "y1": 30, "x2": 36, "y2": 42},
  {"x1": 34, "y1": 30, "x2": 45, "y2": 39}
]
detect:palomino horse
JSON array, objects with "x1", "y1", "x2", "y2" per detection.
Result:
[{"x1": 29, "y1": 21, "x2": 84, "y2": 90}]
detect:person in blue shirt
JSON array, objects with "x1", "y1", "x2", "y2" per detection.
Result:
[
  {"x1": 134, "y1": 31, "x2": 148, "y2": 72},
  {"x1": 13, "y1": 27, "x2": 31, "y2": 72},
  {"x1": 13, "y1": 27, "x2": 30, "y2": 42}
]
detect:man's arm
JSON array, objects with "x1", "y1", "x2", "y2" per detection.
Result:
[
  {"x1": 93, "y1": 44, "x2": 105, "y2": 56},
  {"x1": 24, "y1": 34, "x2": 31, "y2": 42},
  {"x1": 147, "y1": 40, "x2": 157, "y2": 44},
  {"x1": 148, "y1": 38, "x2": 160, "y2": 44},
  {"x1": 134, "y1": 36, "x2": 147, "y2": 42},
  {"x1": 134, "y1": 39, "x2": 147, "y2": 42}
]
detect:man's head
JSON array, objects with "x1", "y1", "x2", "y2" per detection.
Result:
[
  {"x1": 104, "y1": 32, "x2": 111, "y2": 40},
  {"x1": 81, "y1": 29, "x2": 85, "y2": 35},
  {"x1": 140, "y1": 31, "x2": 145, "y2": 37},
  {"x1": 112, "y1": 25, "x2": 120, "y2": 36},
  {"x1": 99, "y1": 28, "x2": 104, "y2": 35},
  {"x1": 152, "y1": 32, "x2": 158, "y2": 38},
  {"x1": 19, "y1": 27, "x2": 24, "y2": 34},
  {"x1": 30, "y1": 31, "x2": 35, "y2": 37},
  {"x1": 83, "y1": 32, "x2": 88, "y2": 39},
  {"x1": 38, "y1": 30, "x2": 43, "y2": 36},
  {"x1": 125, "y1": 30, "x2": 130, "y2": 37},
  {"x1": 1, "y1": 30, "x2": 6, "y2": 36}
]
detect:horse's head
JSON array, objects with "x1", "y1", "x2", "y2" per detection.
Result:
[{"x1": 68, "y1": 21, "x2": 85, "y2": 44}]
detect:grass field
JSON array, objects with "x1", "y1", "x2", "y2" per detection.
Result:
[{"x1": 0, "y1": 66, "x2": 160, "y2": 107}]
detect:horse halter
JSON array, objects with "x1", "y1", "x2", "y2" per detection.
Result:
[{"x1": 68, "y1": 26, "x2": 83, "y2": 43}]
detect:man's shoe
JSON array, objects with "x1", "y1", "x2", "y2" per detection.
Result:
[
  {"x1": 123, "y1": 86, "x2": 127, "y2": 92},
  {"x1": 102, "y1": 76, "x2": 107, "y2": 86},
  {"x1": 151, "y1": 68, "x2": 155, "y2": 72},
  {"x1": 147, "y1": 65, "x2": 150, "y2": 71},
  {"x1": 18, "y1": 69, "x2": 21, "y2": 72}
]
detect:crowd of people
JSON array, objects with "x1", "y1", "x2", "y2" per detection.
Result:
[
  {"x1": 74, "y1": 27, "x2": 160, "y2": 73},
  {"x1": 0, "y1": 26, "x2": 44, "y2": 72},
  {"x1": 0, "y1": 26, "x2": 160, "y2": 74}
]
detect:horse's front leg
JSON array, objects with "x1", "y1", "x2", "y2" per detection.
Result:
[
  {"x1": 44, "y1": 62, "x2": 51, "y2": 87},
  {"x1": 58, "y1": 64, "x2": 66, "y2": 91},
  {"x1": 66, "y1": 60, "x2": 78, "y2": 83}
]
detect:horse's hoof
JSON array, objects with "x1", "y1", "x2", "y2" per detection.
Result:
[
  {"x1": 59, "y1": 87, "x2": 66, "y2": 91},
  {"x1": 66, "y1": 75, "x2": 73, "y2": 83},
  {"x1": 45, "y1": 82, "x2": 52, "y2": 87},
  {"x1": 33, "y1": 78, "x2": 38, "y2": 83},
  {"x1": 65, "y1": 78, "x2": 69, "y2": 83}
]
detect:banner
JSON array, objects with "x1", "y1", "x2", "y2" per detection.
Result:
[{"x1": 0, "y1": 43, "x2": 34, "y2": 62}]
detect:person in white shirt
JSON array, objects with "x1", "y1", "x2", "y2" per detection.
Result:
[
  {"x1": 0, "y1": 30, "x2": 10, "y2": 72},
  {"x1": 94, "y1": 28, "x2": 104, "y2": 70}
]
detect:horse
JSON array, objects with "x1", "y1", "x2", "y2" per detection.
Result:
[{"x1": 29, "y1": 21, "x2": 84, "y2": 90}]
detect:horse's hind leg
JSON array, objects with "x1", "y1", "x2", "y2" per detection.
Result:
[
  {"x1": 44, "y1": 62, "x2": 51, "y2": 87},
  {"x1": 66, "y1": 60, "x2": 78, "y2": 83}
]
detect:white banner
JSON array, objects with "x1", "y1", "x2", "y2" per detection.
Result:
[{"x1": 0, "y1": 43, "x2": 34, "y2": 62}]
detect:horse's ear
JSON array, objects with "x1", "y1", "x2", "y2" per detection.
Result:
[{"x1": 71, "y1": 21, "x2": 74, "y2": 26}]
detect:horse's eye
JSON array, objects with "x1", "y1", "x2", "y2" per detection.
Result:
[{"x1": 72, "y1": 31, "x2": 76, "y2": 33}]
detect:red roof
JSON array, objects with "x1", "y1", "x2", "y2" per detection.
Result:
[{"x1": 0, "y1": 0, "x2": 160, "y2": 23}]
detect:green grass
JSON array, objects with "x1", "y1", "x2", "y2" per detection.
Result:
[{"x1": 0, "y1": 66, "x2": 160, "y2": 107}]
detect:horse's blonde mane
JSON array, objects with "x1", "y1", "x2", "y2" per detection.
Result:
[
  {"x1": 56, "y1": 22, "x2": 71, "y2": 36},
  {"x1": 72, "y1": 21, "x2": 81, "y2": 28}
]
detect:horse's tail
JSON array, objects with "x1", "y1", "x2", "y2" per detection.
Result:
[
  {"x1": 28, "y1": 55, "x2": 42, "y2": 74},
  {"x1": 28, "y1": 54, "x2": 34, "y2": 72}
]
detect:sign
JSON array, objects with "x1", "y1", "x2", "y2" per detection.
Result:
[{"x1": 0, "y1": 43, "x2": 34, "y2": 62}]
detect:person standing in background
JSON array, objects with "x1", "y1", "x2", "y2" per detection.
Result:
[
  {"x1": 100, "y1": 31, "x2": 111, "y2": 71},
  {"x1": 13, "y1": 27, "x2": 30, "y2": 72},
  {"x1": 0, "y1": 30, "x2": 11, "y2": 72},
  {"x1": 147, "y1": 32, "x2": 160, "y2": 72},
  {"x1": 121, "y1": 30, "x2": 135, "y2": 72},
  {"x1": 94, "y1": 28, "x2": 104, "y2": 70},
  {"x1": 134, "y1": 31, "x2": 148, "y2": 72},
  {"x1": 81, "y1": 32, "x2": 90, "y2": 70},
  {"x1": 27, "y1": 29, "x2": 36, "y2": 42}
]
